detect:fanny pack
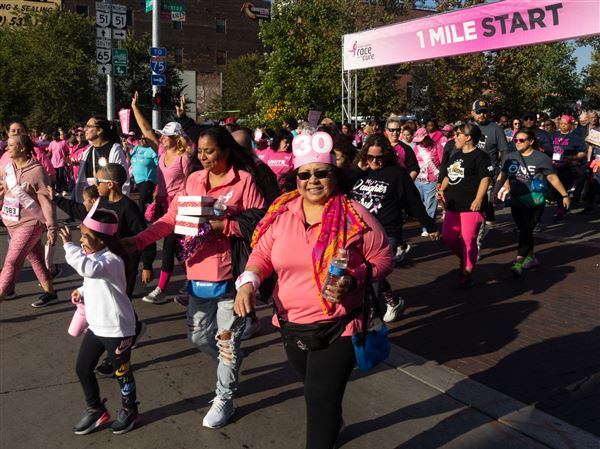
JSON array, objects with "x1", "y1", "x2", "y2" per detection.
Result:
[
  {"x1": 276, "y1": 306, "x2": 362, "y2": 352},
  {"x1": 188, "y1": 280, "x2": 232, "y2": 299}
]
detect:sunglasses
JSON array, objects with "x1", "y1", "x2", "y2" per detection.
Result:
[
  {"x1": 387, "y1": 128, "x2": 401, "y2": 133},
  {"x1": 514, "y1": 138, "x2": 529, "y2": 143},
  {"x1": 366, "y1": 154, "x2": 384, "y2": 161},
  {"x1": 297, "y1": 169, "x2": 332, "y2": 181},
  {"x1": 512, "y1": 122, "x2": 520, "y2": 126}
]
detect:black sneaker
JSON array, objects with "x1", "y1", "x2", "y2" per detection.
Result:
[
  {"x1": 50, "y1": 266, "x2": 62, "y2": 279},
  {"x1": 73, "y1": 402, "x2": 110, "y2": 435},
  {"x1": 31, "y1": 291, "x2": 59, "y2": 308},
  {"x1": 94, "y1": 358, "x2": 114, "y2": 378},
  {"x1": 131, "y1": 322, "x2": 147, "y2": 349},
  {"x1": 110, "y1": 405, "x2": 139, "y2": 434},
  {"x1": 457, "y1": 273, "x2": 474, "y2": 290}
]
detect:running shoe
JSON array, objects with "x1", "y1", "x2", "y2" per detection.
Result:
[
  {"x1": 202, "y1": 396, "x2": 234, "y2": 429},
  {"x1": 241, "y1": 316, "x2": 261, "y2": 341},
  {"x1": 73, "y1": 401, "x2": 110, "y2": 435},
  {"x1": 394, "y1": 243, "x2": 411, "y2": 263},
  {"x1": 94, "y1": 358, "x2": 115, "y2": 378},
  {"x1": 3, "y1": 291, "x2": 17, "y2": 300},
  {"x1": 31, "y1": 291, "x2": 59, "y2": 308},
  {"x1": 50, "y1": 266, "x2": 62, "y2": 279},
  {"x1": 420, "y1": 230, "x2": 429, "y2": 237},
  {"x1": 522, "y1": 256, "x2": 539, "y2": 270},
  {"x1": 510, "y1": 261, "x2": 524, "y2": 277},
  {"x1": 110, "y1": 405, "x2": 140, "y2": 434},
  {"x1": 142, "y1": 287, "x2": 168, "y2": 304},
  {"x1": 173, "y1": 293, "x2": 189, "y2": 307},
  {"x1": 383, "y1": 297, "x2": 406, "y2": 323},
  {"x1": 131, "y1": 322, "x2": 147, "y2": 349},
  {"x1": 457, "y1": 273, "x2": 474, "y2": 290}
]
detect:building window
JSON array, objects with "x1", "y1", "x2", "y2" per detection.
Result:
[
  {"x1": 75, "y1": 4, "x2": 88, "y2": 16},
  {"x1": 216, "y1": 18, "x2": 226, "y2": 33},
  {"x1": 126, "y1": 9, "x2": 133, "y2": 26},
  {"x1": 173, "y1": 20, "x2": 182, "y2": 30},
  {"x1": 216, "y1": 51, "x2": 227, "y2": 65},
  {"x1": 174, "y1": 48, "x2": 183, "y2": 64}
]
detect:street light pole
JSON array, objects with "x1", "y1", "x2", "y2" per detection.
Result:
[
  {"x1": 152, "y1": 0, "x2": 161, "y2": 129},
  {"x1": 106, "y1": 0, "x2": 115, "y2": 120}
]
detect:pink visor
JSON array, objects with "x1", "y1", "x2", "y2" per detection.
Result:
[
  {"x1": 83, "y1": 200, "x2": 119, "y2": 236},
  {"x1": 292, "y1": 132, "x2": 335, "y2": 169}
]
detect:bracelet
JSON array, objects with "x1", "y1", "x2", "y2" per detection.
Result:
[
  {"x1": 562, "y1": 195, "x2": 569, "y2": 198},
  {"x1": 235, "y1": 271, "x2": 260, "y2": 292}
]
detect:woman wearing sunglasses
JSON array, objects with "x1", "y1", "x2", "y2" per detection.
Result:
[
  {"x1": 494, "y1": 129, "x2": 570, "y2": 276},
  {"x1": 234, "y1": 131, "x2": 393, "y2": 449},
  {"x1": 351, "y1": 135, "x2": 438, "y2": 321}
]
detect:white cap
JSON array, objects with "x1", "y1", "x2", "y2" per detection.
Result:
[{"x1": 155, "y1": 122, "x2": 183, "y2": 137}]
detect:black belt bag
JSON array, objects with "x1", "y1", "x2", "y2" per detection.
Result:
[{"x1": 276, "y1": 307, "x2": 362, "y2": 351}]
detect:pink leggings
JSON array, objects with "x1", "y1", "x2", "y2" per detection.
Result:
[
  {"x1": 442, "y1": 210, "x2": 484, "y2": 271},
  {"x1": 0, "y1": 223, "x2": 51, "y2": 295}
]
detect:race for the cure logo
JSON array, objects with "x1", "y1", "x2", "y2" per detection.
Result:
[{"x1": 349, "y1": 41, "x2": 374, "y2": 61}]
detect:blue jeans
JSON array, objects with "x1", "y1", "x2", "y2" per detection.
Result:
[
  {"x1": 415, "y1": 181, "x2": 438, "y2": 230},
  {"x1": 187, "y1": 292, "x2": 246, "y2": 400}
]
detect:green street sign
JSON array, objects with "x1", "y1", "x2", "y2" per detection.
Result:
[
  {"x1": 145, "y1": 0, "x2": 152, "y2": 13},
  {"x1": 114, "y1": 64, "x2": 128, "y2": 76},
  {"x1": 112, "y1": 48, "x2": 128, "y2": 65},
  {"x1": 161, "y1": 3, "x2": 185, "y2": 12}
]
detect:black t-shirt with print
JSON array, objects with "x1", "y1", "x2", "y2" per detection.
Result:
[
  {"x1": 501, "y1": 150, "x2": 554, "y2": 200},
  {"x1": 550, "y1": 131, "x2": 586, "y2": 165},
  {"x1": 84, "y1": 141, "x2": 113, "y2": 178},
  {"x1": 440, "y1": 149, "x2": 494, "y2": 212}
]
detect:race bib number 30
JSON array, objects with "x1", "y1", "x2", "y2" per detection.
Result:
[{"x1": 1, "y1": 197, "x2": 20, "y2": 222}]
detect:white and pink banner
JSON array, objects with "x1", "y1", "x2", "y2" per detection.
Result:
[
  {"x1": 118, "y1": 108, "x2": 131, "y2": 135},
  {"x1": 343, "y1": 0, "x2": 600, "y2": 71}
]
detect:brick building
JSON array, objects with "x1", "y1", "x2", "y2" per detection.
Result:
[{"x1": 62, "y1": 0, "x2": 270, "y2": 117}]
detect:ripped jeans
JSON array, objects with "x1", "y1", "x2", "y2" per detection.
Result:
[{"x1": 187, "y1": 292, "x2": 246, "y2": 400}]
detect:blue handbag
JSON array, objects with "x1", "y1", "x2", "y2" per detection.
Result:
[{"x1": 352, "y1": 262, "x2": 390, "y2": 371}]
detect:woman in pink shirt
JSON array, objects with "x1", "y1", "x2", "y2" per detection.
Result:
[
  {"x1": 0, "y1": 135, "x2": 59, "y2": 307},
  {"x1": 48, "y1": 132, "x2": 70, "y2": 195},
  {"x1": 69, "y1": 128, "x2": 90, "y2": 183},
  {"x1": 234, "y1": 132, "x2": 393, "y2": 449},
  {"x1": 130, "y1": 92, "x2": 193, "y2": 304},
  {"x1": 259, "y1": 129, "x2": 294, "y2": 188},
  {"x1": 123, "y1": 126, "x2": 265, "y2": 429}
]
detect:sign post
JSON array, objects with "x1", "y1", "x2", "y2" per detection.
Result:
[{"x1": 151, "y1": 0, "x2": 161, "y2": 129}]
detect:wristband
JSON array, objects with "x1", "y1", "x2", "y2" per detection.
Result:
[{"x1": 235, "y1": 271, "x2": 260, "y2": 292}]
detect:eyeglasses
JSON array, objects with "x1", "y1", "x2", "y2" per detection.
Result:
[
  {"x1": 94, "y1": 178, "x2": 112, "y2": 184},
  {"x1": 387, "y1": 128, "x2": 401, "y2": 133},
  {"x1": 366, "y1": 154, "x2": 384, "y2": 162},
  {"x1": 297, "y1": 169, "x2": 332, "y2": 181},
  {"x1": 514, "y1": 138, "x2": 529, "y2": 143},
  {"x1": 84, "y1": 124, "x2": 99, "y2": 129}
]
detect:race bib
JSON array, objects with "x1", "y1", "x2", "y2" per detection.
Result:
[
  {"x1": 552, "y1": 150, "x2": 563, "y2": 162},
  {"x1": 1, "y1": 197, "x2": 20, "y2": 222}
]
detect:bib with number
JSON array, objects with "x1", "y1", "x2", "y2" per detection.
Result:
[
  {"x1": 1, "y1": 197, "x2": 20, "y2": 222},
  {"x1": 552, "y1": 148, "x2": 564, "y2": 162}
]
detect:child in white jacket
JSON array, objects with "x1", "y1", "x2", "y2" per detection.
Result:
[{"x1": 60, "y1": 204, "x2": 139, "y2": 435}]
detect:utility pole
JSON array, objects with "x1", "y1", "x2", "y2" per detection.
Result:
[
  {"x1": 152, "y1": 0, "x2": 161, "y2": 129},
  {"x1": 106, "y1": 0, "x2": 115, "y2": 120}
]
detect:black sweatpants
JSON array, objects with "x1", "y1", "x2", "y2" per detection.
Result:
[
  {"x1": 136, "y1": 181, "x2": 155, "y2": 214},
  {"x1": 284, "y1": 336, "x2": 356, "y2": 449},
  {"x1": 511, "y1": 205, "x2": 545, "y2": 258},
  {"x1": 76, "y1": 331, "x2": 137, "y2": 409}
]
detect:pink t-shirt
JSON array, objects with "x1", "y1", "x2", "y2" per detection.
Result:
[
  {"x1": 135, "y1": 166, "x2": 265, "y2": 281},
  {"x1": 156, "y1": 146, "x2": 192, "y2": 202},
  {"x1": 247, "y1": 196, "x2": 393, "y2": 336},
  {"x1": 256, "y1": 148, "x2": 294, "y2": 184},
  {"x1": 414, "y1": 142, "x2": 443, "y2": 183},
  {"x1": 70, "y1": 143, "x2": 90, "y2": 180},
  {"x1": 48, "y1": 140, "x2": 69, "y2": 168}
]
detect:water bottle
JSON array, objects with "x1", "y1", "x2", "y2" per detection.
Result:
[
  {"x1": 321, "y1": 248, "x2": 348, "y2": 302},
  {"x1": 213, "y1": 195, "x2": 227, "y2": 218}
]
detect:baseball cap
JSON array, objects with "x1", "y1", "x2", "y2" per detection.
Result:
[
  {"x1": 155, "y1": 122, "x2": 183, "y2": 136},
  {"x1": 412, "y1": 127, "x2": 428, "y2": 143},
  {"x1": 441, "y1": 124, "x2": 453, "y2": 132},
  {"x1": 472, "y1": 100, "x2": 489, "y2": 113}
]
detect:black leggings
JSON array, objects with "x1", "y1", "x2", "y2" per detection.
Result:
[
  {"x1": 136, "y1": 181, "x2": 155, "y2": 214},
  {"x1": 284, "y1": 336, "x2": 356, "y2": 449},
  {"x1": 511, "y1": 205, "x2": 545, "y2": 258},
  {"x1": 76, "y1": 331, "x2": 137, "y2": 409}
]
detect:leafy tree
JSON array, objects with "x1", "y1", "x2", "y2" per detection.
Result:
[
  {"x1": 221, "y1": 53, "x2": 266, "y2": 117},
  {"x1": 582, "y1": 44, "x2": 600, "y2": 109}
]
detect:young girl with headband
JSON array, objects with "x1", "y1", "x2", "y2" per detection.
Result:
[{"x1": 60, "y1": 204, "x2": 140, "y2": 435}]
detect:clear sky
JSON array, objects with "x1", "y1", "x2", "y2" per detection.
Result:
[{"x1": 574, "y1": 44, "x2": 593, "y2": 73}]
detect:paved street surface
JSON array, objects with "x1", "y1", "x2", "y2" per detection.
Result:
[{"x1": 1, "y1": 204, "x2": 599, "y2": 449}]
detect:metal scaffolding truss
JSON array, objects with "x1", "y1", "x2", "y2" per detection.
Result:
[{"x1": 341, "y1": 69, "x2": 357, "y2": 129}]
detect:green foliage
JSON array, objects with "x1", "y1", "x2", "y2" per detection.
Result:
[
  {"x1": 0, "y1": 9, "x2": 102, "y2": 131},
  {"x1": 0, "y1": 10, "x2": 183, "y2": 131},
  {"x1": 582, "y1": 44, "x2": 600, "y2": 109},
  {"x1": 221, "y1": 53, "x2": 266, "y2": 116}
]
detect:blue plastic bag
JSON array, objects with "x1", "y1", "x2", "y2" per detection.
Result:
[{"x1": 352, "y1": 324, "x2": 390, "y2": 371}]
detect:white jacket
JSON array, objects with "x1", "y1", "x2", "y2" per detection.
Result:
[
  {"x1": 74, "y1": 143, "x2": 130, "y2": 202},
  {"x1": 64, "y1": 243, "x2": 136, "y2": 338}
]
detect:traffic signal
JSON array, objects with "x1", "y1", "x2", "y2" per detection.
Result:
[{"x1": 153, "y1": 93, "x2": 162, "y2": 109}]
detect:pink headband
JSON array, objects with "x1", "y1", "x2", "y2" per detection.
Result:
[
  {"x1": 83, "y1": 200, "x2": 119, "y2": 236},
  {"x1": 292, "y1": 132, "x2": 335, "y2": 169}
]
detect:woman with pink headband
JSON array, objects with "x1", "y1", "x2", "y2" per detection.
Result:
[
  {"x1": 0, "y1": 134, "x2": 59, "y2": 307},
  {"x1": 61, "y1": 206, "x2": 140, "y2": 435},
  {"x1": 234, "y1": 131, "x2": 393, "y2": 449}
]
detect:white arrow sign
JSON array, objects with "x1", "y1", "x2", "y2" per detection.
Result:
[
  {"x1": 96, "y1": 38, "x2": 111, "y2": 48},
  {"x1": 96, "y1": 26, "x2": 110, "y2": 38},
  {"x1": 97, "y1": 63, "x2": 112, "y2": 75},
  {"x1": 112, "y1": 28, "x2": 127, "y2": 40}
]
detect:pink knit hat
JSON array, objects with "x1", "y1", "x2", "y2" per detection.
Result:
[
  {"x1": 412, "y1": 127, "x2": 428, "y2": 143},
  {"x1": 292, "y1": 132, "x2": 335, "y2": 169}
]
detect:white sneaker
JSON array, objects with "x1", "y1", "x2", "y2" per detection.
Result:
[
  {"x1": 383, "y1": 297, "x2": 406, "y2": 323},
  {"x1": 241, "y1": 317, "x2": 260, "y2": 341},
  {"x1": 202, "y1": 396, "x2": 234, "y2": 428},
  {"x1": 142, "y1": 287, "x2": 168, "y2": 304},
  {"x1": 420, "y1": 230, "x2": 429, "y2": 237}
]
